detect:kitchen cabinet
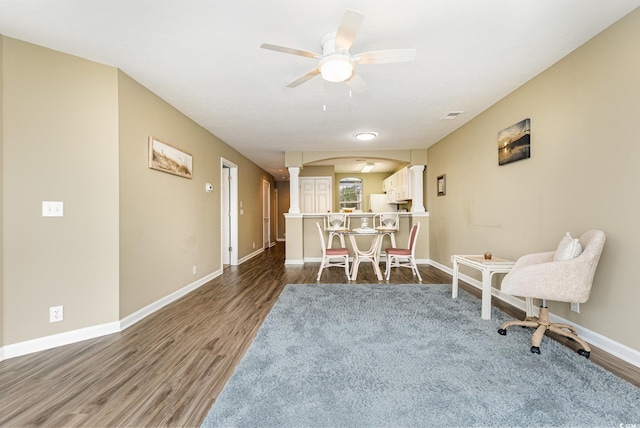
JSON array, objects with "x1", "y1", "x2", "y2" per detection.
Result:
[
  {"x1": 395, "y1": 167, "x2": 411, "y2": 201},
  {"x1": 384, "y1": 167, "x2": 412, "y2": 203}
]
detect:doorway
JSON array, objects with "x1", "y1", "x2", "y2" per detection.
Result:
[{"x1": 221, "y1": 159, "x2": 238, "y2": 267}]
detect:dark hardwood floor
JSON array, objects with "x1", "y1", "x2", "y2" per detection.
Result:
[{"x1": 0, "y1": 242, "x2": 638, "y2": 427}]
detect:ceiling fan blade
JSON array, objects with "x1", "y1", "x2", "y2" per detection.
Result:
[
  {"x1": 354, "y1": 49, "x2": 417, "y2": 65},
  {"x1": 335, "y1": 9, "x2": 364, "y2": 52},
  {"x1": 260, "y1": 43, "x2": 321, "y2": 59},
  {"x1": 286, "y1": 69, "x2": 321, "y2": 88},
  {"x1": 347, "y1": 72, "x2": 367, "y2": 94}
]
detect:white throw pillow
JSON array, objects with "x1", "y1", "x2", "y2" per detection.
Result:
[{"x1": 553, "y1": 232, "x2": 583, "y2": 261}]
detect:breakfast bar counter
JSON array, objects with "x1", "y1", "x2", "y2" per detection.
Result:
[{"x1": 283, "y1": 212, "x2": 429, "y2": 268}]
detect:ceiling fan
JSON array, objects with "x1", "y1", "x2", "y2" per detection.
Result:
[{"x1": 260, "y1": 9, "x2": 416, "y2": 93}]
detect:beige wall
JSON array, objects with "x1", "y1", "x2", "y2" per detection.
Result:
[
  {"x1": 299, "y1": 165, "x2": 335, "y2": 178},
  {"x1": 118, "y1": 72, "x2": 222, "y2": 317},
  {"x1": 238, "y1": 159, "x2": 276, "y2": 253},
  {"x1": 1, "y1": 36, "x2": 275, "y2": 346},
  {"x1": 275, "y1": 181, "x2": 290, "y2": 240},
  {"x1": 427, "y1": 8, "x2": 640, "y2": 352},
  {"x1": 118, "y1": 71, "x2": 275, "y2": 318},
  {"x1": 2, "y1": 37, "x2": 120, "y2": 344}
]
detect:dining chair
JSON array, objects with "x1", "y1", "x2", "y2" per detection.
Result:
[
  {"x1": 324, "y1": 213, "x2": 350, "y2": 248},
  {"x1": 384, "y1": 221, "x2": 421, "y2": 281},
  {"x1": 316, "y1": 222, "x2": 350, "y2": 281},
  {"x1": 374, "y1": 212, "x2": 399, "y2": 253}
]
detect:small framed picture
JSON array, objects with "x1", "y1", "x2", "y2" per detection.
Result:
[
  {"x1": 498, "y1": 118, "x2": 531, "y2": 166},
  {"x1": 437, "y1": 174, "x2": 446, "y2": 196},
  {"x1": 148, "y1": 136, "x2": 193, "y2": 179}
]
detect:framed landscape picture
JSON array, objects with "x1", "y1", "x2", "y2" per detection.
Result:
[
  {"x1": 498, "y1": 118, "x2": 531, "y2": 166},
  {"x1": 148, "y1": 137, "x2": 193, "y2": 179}
]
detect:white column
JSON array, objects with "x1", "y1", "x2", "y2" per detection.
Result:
[
  {"x1": 409, "y1": 165, "x2": 425, "y2": 212},
  {"x1": 288, "y1": 166, "x2": 300, "y2": 213}
]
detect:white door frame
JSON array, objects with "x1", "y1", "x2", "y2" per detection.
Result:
[
  {"x1": 263, "y1": 180, "x2": 271, "y2": 249},
  {"x1": 274, "y1": 188, "x2": 279, "y2": 241},
  {"x1": 221, "y1": 158, "x2": 238, "y2": 266}
]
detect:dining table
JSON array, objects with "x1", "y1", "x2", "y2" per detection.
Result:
[{"x1": 333, "y1": 227, "x2": 390, "y2": 281}]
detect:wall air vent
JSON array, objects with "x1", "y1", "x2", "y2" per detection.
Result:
[{"x1": 442, "y1": 111, "x2": 464, "y2": 120}]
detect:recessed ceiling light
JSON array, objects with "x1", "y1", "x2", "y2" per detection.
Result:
[{"x1": 354, "y1": 132, "x2": 378, "y2": 141}]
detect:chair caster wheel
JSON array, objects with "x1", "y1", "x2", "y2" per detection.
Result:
[
  {"x1": 497, "y1": 328, "x2": 507, "y2": 336},
  {"x1": 577, "y1": 349, "x2": 590, "y2": 358},
  {"x1": 530, "y1": 346, "x2": 541, "y2": 354}
]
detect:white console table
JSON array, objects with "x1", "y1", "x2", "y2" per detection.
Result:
[{"x1": 452, "y1": 255, "x2": 515, "y2": 320}]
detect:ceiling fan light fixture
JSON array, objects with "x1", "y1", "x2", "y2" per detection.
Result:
[
  {"x1": 361, "y1": 163, "x2": 375, "y2": 173},
  {"x1": 354, "y1": 131, "x2": 378, "y2": 141},
  {"x1": 319, "y1": 54, "x2": 353, "y2": 82},
  {"x1": 261, "y1": 10, "x2": 416, "y2": 92}
]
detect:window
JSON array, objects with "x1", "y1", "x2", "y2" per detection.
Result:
[{"x1": 339, "y1": 177, "x2": 363, "y2": 211}]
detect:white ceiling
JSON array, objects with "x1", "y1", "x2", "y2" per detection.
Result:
[{"x1": 1, "y1": 1, "x2": 639, "y2": 180}]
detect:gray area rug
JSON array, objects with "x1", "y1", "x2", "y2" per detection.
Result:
[{"x1": 201, "y1": 284, "x2": 640, "y2": 427}]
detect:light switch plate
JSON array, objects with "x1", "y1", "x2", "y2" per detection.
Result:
[{"x1": 42, "y1": 201, "x2": 64, "y2": 217}]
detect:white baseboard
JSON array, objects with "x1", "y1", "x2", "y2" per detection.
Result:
[
  {"x1": 428, "y1": 259, "x2": 640, "y2": 369},
  {"x1": 6, "y1": 259, "x2": 637, "y2": 370},
  {"x1": 238, "y1": 248, "x2": 264, "y2": 264},
  {"x1": 120, "y1": 270, "x2": 222, "y2": 330},
  {"x1": 0, "y1": 269, "x2": 223, "y2": 362},
  {"x1": 2, "y1": 321, "x2": 121, "y2": 360},
  {"x1": 547, "y1": 312, "x2": 640, "y2": 369}
]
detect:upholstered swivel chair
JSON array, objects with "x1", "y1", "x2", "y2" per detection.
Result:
[
  {"x1": 384, "y1": 221, "x2": 422, "y2": 282},
  {"x1": 497, "y1": 230, "x2": 606, "y2": 358},
  {"x1": 316, "y1": 222, "x2": 350, "y2": 281}
]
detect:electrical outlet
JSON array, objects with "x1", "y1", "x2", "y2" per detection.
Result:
[
  {"x1": 570, "y1": 302, "x2": 580, "y2": 313},
  {"x1": 50, "y1": 306, "x2": 63, "y2": 323},
  {"x1": 252, "y1": 242, "x2": 256, "y2": 249},
  {"x1": 192, "y1": 265, "x2": 197, "y2": 275}
]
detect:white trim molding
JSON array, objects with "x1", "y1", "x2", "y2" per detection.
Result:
[
  {"x1": 1, "y1": 269, "x2": 223, "y2": 362},
  {"x1": 120, "y1": 270, "x2": 221, "y2": 330},
  {"x1": 2, "y1": 321, "x2": 121, "y2": 360},
  {"x1": 238, "y1": 248, "x2": 264, "y2": 265}
]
